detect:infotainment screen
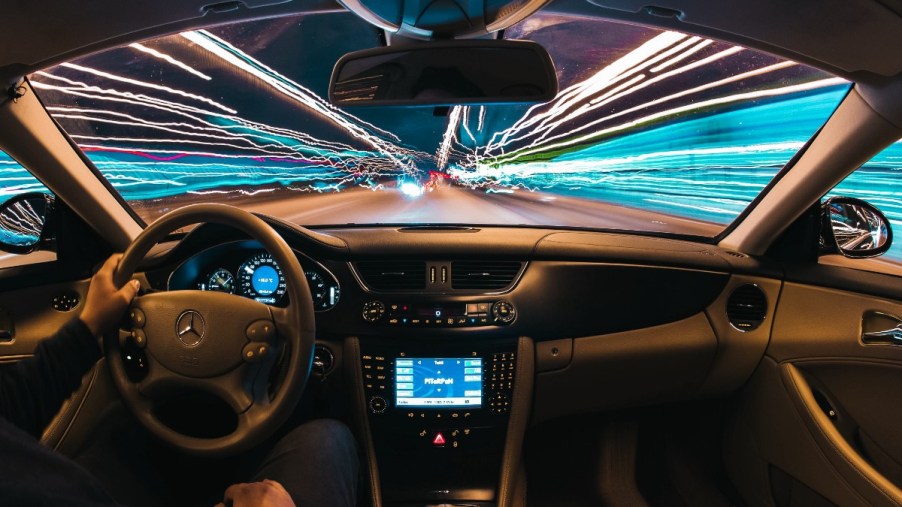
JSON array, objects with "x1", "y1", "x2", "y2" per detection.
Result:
[{"x1": 395, "y1": 358, "x2": 482, "y2": 408}]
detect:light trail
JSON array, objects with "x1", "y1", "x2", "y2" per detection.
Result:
[
  {"x1": 436, "y1": 106, "x2": 463, "y2": 170},
  {"x1": 129, "y1": 43, "x2": 212, "y2": 80},
  {"x1": 477, "y1": 77, "x2": 847, "y2": 166},
  {"x1": 59, "y1": 62, "x2": 235, "y2": 113},
  {"x1": 31, "y1": 28, "x2": 435, "y2": 201},
  {"x1": 180, "y1": 30, "x2": 418, "y2": 168}
]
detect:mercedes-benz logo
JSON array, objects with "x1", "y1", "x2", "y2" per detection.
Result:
[{"x1": 176, "y1": 310, "x2": 206, "y2": 347}]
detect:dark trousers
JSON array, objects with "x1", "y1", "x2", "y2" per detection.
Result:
[
  {"x1": 251, "y1": 419, "x2": 360, "y2": 507},
  {"x1": 74, "y1": 416, "x2": 359, "y2": 507}
]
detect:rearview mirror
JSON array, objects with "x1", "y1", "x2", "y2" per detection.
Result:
[
  {"x1": 820, "y1": 196, "x2": 893, "y2": 258},
  {"x1": 0, "y1": 192, "x2": 55, "y2": 254},
  {"x1": 329, "y1": 40, "x2": 558, "y2": 106}
]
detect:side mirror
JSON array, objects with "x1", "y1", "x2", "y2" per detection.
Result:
[
  {"x1": 0, "y1": 192, "x2": 55, "y2": 254},
  {"x1": 820, "y1": 196, "x2": 893, "y2": 258}
]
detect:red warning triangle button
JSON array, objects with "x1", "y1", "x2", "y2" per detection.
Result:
[{"x1": 432, "y1": 432, "x2": 446, "y2": 446}]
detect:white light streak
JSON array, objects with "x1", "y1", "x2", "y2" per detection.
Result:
[{"x1": 129, "y1": 43, "x2": 212, "y2": 80}]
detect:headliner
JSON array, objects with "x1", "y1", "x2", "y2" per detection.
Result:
[{"x1": 1, "y1": 0, "x2": 901, "y2": 86}]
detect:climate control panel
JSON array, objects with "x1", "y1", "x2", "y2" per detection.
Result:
[{"x1": 360, "y1": 300, "x2": 516, "y2": 328}]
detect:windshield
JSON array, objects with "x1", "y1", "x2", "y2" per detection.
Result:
[{"x1": 31, "y1": 12, "x2": 849, "y2": 236}]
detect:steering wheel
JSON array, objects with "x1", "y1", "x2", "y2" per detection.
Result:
[{"x1": 106, "y1": 204, "x2": 315, "y2": 457}]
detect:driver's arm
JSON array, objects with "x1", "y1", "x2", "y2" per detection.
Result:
[{"x1": 0, "y1": 254, "x2": 139, "y2": 436}]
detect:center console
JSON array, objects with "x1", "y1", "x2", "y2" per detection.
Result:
[{"x1": 350, "y1": 336, "x2": 526, "y2": 507}]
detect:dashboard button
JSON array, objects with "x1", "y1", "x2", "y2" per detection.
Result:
[
  {"x1": 362, "y1": 301, "x2": 386, "y2": 322},
  {"x1": 369, "y1": 396, "x2": 387, "y2": 413},
  {"x1": 491, "y1": 301, "x2": 516, "y2": 324}
]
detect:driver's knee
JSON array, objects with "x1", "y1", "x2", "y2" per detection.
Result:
[{"x1": 254, "y1": 419, "x2": 359, "y2": 506}]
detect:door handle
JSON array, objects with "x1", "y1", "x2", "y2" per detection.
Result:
[
  {"x1": 862, "y1": 325, "x2": 902, "y2": 344},
  {"x1": 861, "y1": 311, "x2": 902, "y2": 345}
]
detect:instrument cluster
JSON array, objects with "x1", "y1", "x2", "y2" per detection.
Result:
[{"x1": 168, "y1": 241, "x2": 340, "y2": 311}]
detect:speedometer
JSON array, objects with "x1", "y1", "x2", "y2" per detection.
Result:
[{"x1": 238, "y1": 253, "x2": 286, "y2": 304}]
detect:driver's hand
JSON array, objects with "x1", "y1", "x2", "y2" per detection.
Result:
[
  {"x1": 215, "y1": 480, "x2": 297, "y2": 507},
  {"x1": 79, "y1": 254, "x2": 141, "y2": 337}
]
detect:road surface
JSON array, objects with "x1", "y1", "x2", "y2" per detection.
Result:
[{"x1": 201, "y1": 185, "x2": 724, "y2": 237}]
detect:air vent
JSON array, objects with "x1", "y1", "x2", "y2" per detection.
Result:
[
  {"x1": 726, "y1": 284, "x2": 767, "y2": 331},
  {"x1": 451, "y1": 261, "x2": 523, "y2": 290},
  {"x1": 724, "y1": 251, "x2": 749, "y2": 259},
  {"x1": 356, "y1": 260, "x2": 426, "y2": 291}
]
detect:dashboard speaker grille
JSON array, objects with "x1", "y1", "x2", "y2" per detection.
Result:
[
  {"x1": 727, "y1": 284, "x2": 767, "y2": 331},
  {"x1": 356, "y1": 261, "x2": 426, "y2": 290},
  {"x1": 451, "y1": 261, "x2": 523, "y2": 290}
]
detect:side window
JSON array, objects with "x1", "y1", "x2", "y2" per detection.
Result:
[
  {"x1": 0, "y1": 148, "x2": 57, "y2": 269},
  {"x1": 823, "y1": 138, "x2": 901, "y2": 269}
]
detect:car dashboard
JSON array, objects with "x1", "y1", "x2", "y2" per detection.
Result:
[{"x1": 142, "y1": 219, "x2": 780, "y2": 506}]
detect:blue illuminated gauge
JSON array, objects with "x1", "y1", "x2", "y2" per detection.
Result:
[
  {"x1": 199, "y1": 268, "x2": 235, "y2": 293},
  {"x1": 238, "y1": 253, "x2": 287, "y2": 304}
]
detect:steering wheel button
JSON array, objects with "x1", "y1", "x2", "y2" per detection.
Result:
[
  {"x1": 243, "y1": 342, "x2": 268, "y2": 363},
  {"x1": 131, "y1": 330, "x2": 147, "y2": 348},
  {"x1": 246, "y1": 320, "x2": 275, "y2": 341},
  {"x1": 130, "y1": 308, "x2": 146, "y2": 328}
]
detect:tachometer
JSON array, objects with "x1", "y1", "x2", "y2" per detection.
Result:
[
  {"x1": 199, "y1": 268, "x2": 235, "y2": 293},
  {"x1": 238, "y1": 253, "x2": 286, "y2": 304}
]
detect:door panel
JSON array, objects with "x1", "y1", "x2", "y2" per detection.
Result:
[
  {"x1": 726, "y1": 280, "x2": 902, "y2": 506},
  {"x1": 0, "y1": 278, "x2": 90, "y2": 360},
  {"x1": 0, "y1": 274, "x2": 115, "y2": 454}
]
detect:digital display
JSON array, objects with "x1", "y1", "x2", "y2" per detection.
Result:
[
  {"x1": 252, "y1": 265, "x2": 280, "y2": 296},
  {"x1": 395, "y1": 358, "x2": 482, "y2": 408}
]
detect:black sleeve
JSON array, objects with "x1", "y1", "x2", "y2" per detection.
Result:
[{"x1": 0, "y1": 318, "x2": 102, "y2": 437}]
